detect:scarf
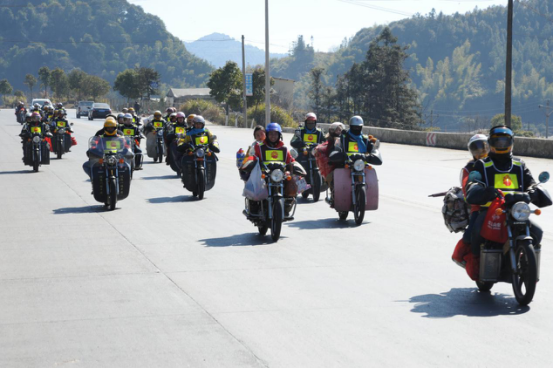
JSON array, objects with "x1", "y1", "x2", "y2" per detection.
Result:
[
  {"x1": 187, "y1": 128, "x2": 205, "y2": 136},
  {"x1": 348, "y1": 130, "x2": 367, "y2": 153}
]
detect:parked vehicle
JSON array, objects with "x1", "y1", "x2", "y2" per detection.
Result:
[
  {"x1": 31, "y1": 98, "x2": 52, "y2": 108},
  {"x1": 88, "y1": 103, "x2": 112, "y2": 120}
]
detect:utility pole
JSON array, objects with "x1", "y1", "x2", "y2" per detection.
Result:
[
  {"x1": 264, "y1": 0, "x2": 270, "y2": 127},
  {"x1": 241, "y1": 35, "x2": 247, "y2": 128},
  {"x1": 505, "y1": 0, "x2": 514, "y2": 127},
  {"x1": 424, "y1": 109, "x2": 439, "y2": 128},
  {"x1": 539, "y1": 100, "x2": 551, "y2": 138}
]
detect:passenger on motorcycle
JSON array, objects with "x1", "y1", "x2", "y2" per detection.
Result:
[
  {"x1": 176, "y1": 115, "x2": 220, "y2": 153},
  {"x1": 185, "y1": 114, "x2": 195, "y2": 132},
  {"x1": 290, "y1": 112, "x2": 325, "y2": 149},
  {"x1": 451, "y1": 134, "x2": 489, "y2": 271},
  {"x1": 320, "y1": 122, "x2": 345, "y2": 192},
  {"x1": 117, "y1": 113, "x2": 125, "y2": 125},
  {"x1": 165, "y1": 111, "x2": 187, "y2": 165},
  {"x1": 464, "y1": 125, "x2": 548, "y2": 279},
  {"x1": 164, "y1": 107, "x2": 176, "y2": 121}
]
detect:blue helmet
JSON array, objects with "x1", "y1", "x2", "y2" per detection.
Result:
[{"x1": 266, "y1": 122, "x2": 282, "y2": 133}]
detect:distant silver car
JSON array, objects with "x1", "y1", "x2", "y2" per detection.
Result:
[
  {"x1": 31, "y1": 98, "x2": 52, "y2": 108},
  {"x1": 77, "y1": 101, "x2": 94, "y2": 118}
]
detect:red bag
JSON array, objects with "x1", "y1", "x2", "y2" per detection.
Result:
[
  {"x1": 480, "y1": 197, "x2": 508, "y2": 243},
  {"x1": 45, "y1": 137, "x2": 53, "y2": 152},
  {"x1": 314, "y1": 142, "x2": 333, "y2": 178},
  {"x1": 71, "y1": 136, "x2": 77, "y2": 146}
]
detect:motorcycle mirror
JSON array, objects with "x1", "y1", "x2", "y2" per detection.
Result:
[
  {"x1": 468, "y1": 171, "x2": 483, "y2": 183},
  {"x1": 538, "y1": 171, "x2": 550, "y2": 184},
  {"x1": 70, "y1": 122, "x2": 74, "y2": 126},
  {"x1": 374, "y1": 139, "x2": 381, "y2": 150},
  {"x1": 290, "y1": 149, "x2": 298, "y2": 159}
]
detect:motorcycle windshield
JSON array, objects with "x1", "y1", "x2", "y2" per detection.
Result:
[{"x1": 88, "y1": 136, "x2": 131, "y2": 155}]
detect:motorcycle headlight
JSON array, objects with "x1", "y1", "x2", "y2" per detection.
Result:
[
  {"x1": 32, "y1": 136, "x2": 41, "y2": 143},
  {"x1": 290, "y1": 149, "x2": 298, "y2": 159},
  {"x1": 157, "y1": 130, "x2": 163, "y2": 136},
  {"x1": 107, "y1": 156, "x2": 117, "y2": 166},
  {"x1": 58, "y1": 128, "x2": 66, "y2": 134},
  {"x1": 512, "y1": 202, "x2": 531, "y2": 221},
  {"x1": 270, "y1": 169, "x2": 284, "y2": 183},
  {"x1": 353, "y1": 159, "x2": 365, "y2": 171},
  {"x1": 196, "y1": 148, "x2": 205, "y2": 158}
]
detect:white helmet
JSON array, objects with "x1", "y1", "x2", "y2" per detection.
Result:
[
  {"x1": 468, "y1": 134, "x2": 489, "y2": 160},
  {"x1": 193, "y1": 115, "x2": 206, "y2": 126},
  {"x1": 305, "y1": 112, "x2": 317, "y2": 122},
  {"x1": 329, "y1": 122, "x2": 345, "y2": 135},
  {"x1": 349, "y1": 115, "x2": 364, "y2": 127}
]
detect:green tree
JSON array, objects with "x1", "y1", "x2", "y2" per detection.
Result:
[
  {"x1": 68, "y1": 69, "x2": 88, "y2": 101},
  {"x1": 490, "y1": 113, "x2": 522, "y2": 131},
  {"x1": 0, "y1": 79, "x2": 13, "y2": 106},
  {"x1": 137, "y1": 67, "x2": 161, "y2": 100},
  {"x1": 38, "y1": 67, "x2": 51, "y2": 97},
  {"x1": 114, "y1": 69, "x2": 141, "y2": 101},
  {"x1": 84, "y1": 75, "x2": 110, "y2": 100},
  {"x1": 14, "y1": 90, "x2": 26, "y2": 100},
  {"x1": 50, "y1": 68, "x2": 69, "y2": 100},
  {"x1": 207, "y1": 61, "x2": 243, "y2": 116},
  {"x1": 24, "y1": 74, "x2": 37, "y2": 100},
  {"x1": 308, "y1": 67, "x2": 324, "y2": 116}
]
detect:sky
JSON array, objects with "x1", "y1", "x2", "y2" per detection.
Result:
[{"x1": 128, "y1": 0, "x2": 507, "y2": 54}]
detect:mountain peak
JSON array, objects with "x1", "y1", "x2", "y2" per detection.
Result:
[{"x1": 197, "y1": 33, "x2": 233, "y2": 41}]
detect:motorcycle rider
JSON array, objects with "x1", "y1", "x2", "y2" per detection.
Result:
[
  {"x1": 94, "y1": 116, "x2": 123, "y2": 136},
  {"x1": 144, "y1": 110, "x2": 166, "y2": 134},
  {"x1": 165, "y1": 111, "x2": 187, "y2": 165},
  {"x1": 128, "y1": 107, "x2": 141, "y2": 126},
  {"x1": 451, "y1": 134, "x2": 489, "y2": 271},
  {"x1": 119, "y1": 113, "x2": 144, "y2": 170},
  {"x1": 320, "y1": 122, "x2": 345, "y2": 205},
  {"x1": 176, "y1": 115, "x2": 220, "y2": 153},
  {"x1": 15, "y1": 101, "x2": 26, "y2": 121},
  {"x1": 464, "y1": 125, "x2": 547, "y2": 280},
  {"x1": 164, "y1": 107, "x2": 176, "y2": 121},
  {"x1": 116, "y1": 113, "x2": 125, "y2": 126},
  {"x1": 291, "y1": 112, "x2": 325, "y2": 149},
  {"x1": 253, "y1": 122, "x2": 297, "y2": 215},
  {"x1": 19, "y1": 112, "x2": 51, "y2": 162}
]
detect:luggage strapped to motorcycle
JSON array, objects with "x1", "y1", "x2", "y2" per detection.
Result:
[{"x1": 442, "y1": 186, "x2": 469, "y2": 233}]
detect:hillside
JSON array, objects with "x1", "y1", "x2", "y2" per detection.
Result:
[
  {"x1": 273, "y1": 0, "x2": 553, "y2": 132},
  {"x1": 0, "y1": 0, "x2": 212, "y2": 91},
  {"x1": 185, "y1": 33, "x2": 286, "y2": 68}
]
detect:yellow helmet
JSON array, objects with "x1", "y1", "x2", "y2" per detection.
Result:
[
  {"x1": 104, "y1": 117, "x2": 118, "y2": 136},
  {"x1": 128, "y1": 107, "x2": 135, "y2": 113},
  {"x1": 153, "y1": 110, "x2": 162, "y2": 119},
  {"x1": 186, "y1": 114, "x2": 196, "y2": 124}
]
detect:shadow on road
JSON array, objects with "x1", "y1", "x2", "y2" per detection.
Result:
[
  {"x1": 200, "y1": 233, "x2": 285, "y2": 247},
  {"x1": 147, "y1": 196, "x2": 197, "y2": 204},
  {"x1": 0, "y1": 170, "x2": 35, "y2": 175},
  {"x1": 287, "y1": 218, "x2": 367, "y2": 229},
  {"x1": 140, "y1": 175, "x2": 179, "y2": 180},
  {"x1": 404, "y1": 288, "x2": 530, "y2": 318},
  {"x1": 53, "y1": 206, "x2": 104, "y2": 214}
]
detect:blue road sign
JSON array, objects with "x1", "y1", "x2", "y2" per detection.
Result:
[{"x1": 245, "y1": 74, "x2": 253, "y2": 96}]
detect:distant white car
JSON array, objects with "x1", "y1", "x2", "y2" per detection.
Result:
[{"x1": 31, "y1": 98, "x2": 53, "y2": 108}]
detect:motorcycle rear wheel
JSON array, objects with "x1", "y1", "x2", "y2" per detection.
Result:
[
  {"x1": 476, "y1": 281, "x2": 494, "y2": 293},
  {"x1": 353, "y1": 185, "x2": 366, "y2": 225},
  {"x1": 271, "y1": 200, "x2": 283, "y2": 242},
  {"x1": 512, "y1": 241, "x2": 537, "y2": 305},
  {"x1": 108, "y1": 178, "x2": 117, "y2": 211},
  {"x1": 312, "y1": 172, "x2": 322, "y2": 202},
  {"x1": 258, "y1": 223, "x2": 268, "y2": 236}
]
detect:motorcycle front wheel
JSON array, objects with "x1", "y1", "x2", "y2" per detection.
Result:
[
  {"x1": 512, "y1": 241, "x2": 537, "y2": 305},
  {"x1": 196, "y1": 169, "x2": 205, "y2": 200},
  {"x1": 338, "y1": 211, "x2": 348, "y2": 220},
  {"x1": 57, "y1": 139, "x2": 63, "y2": 159},
  {"x1": 353, "y1": 185, "x2": 366, "y2": 225},
  {"x1": 108, "y1": 178, "x2": 117, "y2": 211},
  {"x1": 258, "y1": 223, "x2": 268, "y2": 236},
  {"x1": 271, "y1": 199, "x2": 283, "y2": 242},
  {"x1": 476, "y1": 281, "x2": 494, "y2": 293},
  {"x1": 32, "y1": 151, "x2": 39, "y2": 172}
]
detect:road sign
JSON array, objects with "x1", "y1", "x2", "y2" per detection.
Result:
[{"x1": 245, "y1": 73, "x2": 253, "y2": 97}]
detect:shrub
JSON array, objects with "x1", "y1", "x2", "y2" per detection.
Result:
[
  {"x1": 247, "y1": 103, "x2": 295, "y2": 128},
  {"x1": 180, "y1": 99, "x2": 226, "y2": 125}
]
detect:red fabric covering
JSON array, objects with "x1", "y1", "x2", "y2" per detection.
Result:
[
  {"x1": 45, "y1": 137, "x2": 53, "y2": 152},
  {"x1": 481, "y1": 197, "x2": 508, "y2": 243},
  {"x1": 71, "y1": 136, "x2": 77, "y2": 146},
  {"x1": 314, "y1": 142, "x2": 334, "y2": 178},
  {"x1": 452, "y1": 239, "x2": 471, "y2": 268},
  {"x1": 464, "y1": 253, "x2": 480, "y2": 281}
]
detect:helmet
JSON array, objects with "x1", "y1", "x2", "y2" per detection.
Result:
[
  {"x1": 468, "y1": 134, "x2": 489, "y2": 160},
  {"x1": 266, "y1": 122, "x2": 282, "y2": 133},
  {"x1": 25, "y1": 112, "x2": 32, "y2": 119},
  {"x1": 166, "y1": 107, "x2": 173, "y2": 114},
  {"x1": 193, "y1": 115, "x2": 206, "y2": 126},
  {"x1": 128, "y1": 107, "x2": 135, "y2": 113},
  {"x1": 169, "y1": 112, "x2": 177, "y2": 120},
  {"x1": 31, "y1": 112, "x2": 41, "y2": 123},
  {"x1": 56, "y1": 102, "x2": 63, "y2": 108},
  {"x1": 104, "y1": 117, "x2": 118, "y2": 136},
  {"x1": 124, "y1": 113, "x2": 133, "y2": 120},
  {"x1": 349, "y1": 115, "x2": 364, "y2": 127},
  {"x1": 329, "y1": 122, "x2": 345, "y2": 136},
  {"x1": 176, "y1": 112, "x2": 186, "y2": 119},
  {"x1": 489, "y1": 125, "x2": 514, "y2": 155},
  {"x1": 305, "y1": 112, "x2": 317, "y2": 122},
  {"x1": 34, "y1": 103, "x2": 40, "y2": 109},
  {"x1": 117, "y1": 113, "x2": 125, "y2": 120},
  {"x1": 122, "y1": 108, "x2": 128, "y2": 113},
  {"x1": 186, "y1": 114, "x2": 196, "y2": 124},
  {"x1": 153, "y1": 110, "x2": 162, "y2": 119}
]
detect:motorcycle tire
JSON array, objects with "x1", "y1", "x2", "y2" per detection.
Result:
[
  {"x1": 476, "y1": 281, "x2": 494, "y2": 293},
  {"x1": 258, "y1": 223, "x2": 268, "y2": 236},
  {"x1": 338, "y1": 211, "x2": 348, "y2": 220},
  {"x1": 32, "y1": 154, "x2": 39, "y2": 172},
  {"x1": 108, "y1": 178, "x2": 117, "y2": 211},
  {"x1": 271, "y1": 199, "x2": 283, "y2": 242},
  {"x1": 196, "y1": 169, "x2": 205, "y2": 200},
  {"x1": 57, "y1": 143, "x2": 63, "y2": 160},
  {"x1": 353, "y1": 185, "x2": 366, "y2": 226},
  {"x1": 512, "y1": 241, "x2": 537, "y2": 305},
  {"x1": 312, "y1": 172, "x2": 322, "y2": 202}
]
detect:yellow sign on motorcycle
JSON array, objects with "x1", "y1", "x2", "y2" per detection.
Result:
[
  {"x1": 153, "y1": 121, "x2": 163, "y2": 128},
  {"x1": 175, "y1": 127, "x2": 185, "y2": 135},
  {"x1": 31, "y1": 127, "x2": 41, "y2": 134},
  {"x1": 195, "y1": 136, "x2": 208, "y2": 145}
]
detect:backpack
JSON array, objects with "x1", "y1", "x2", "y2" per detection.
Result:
[{"x1": 442, "y1": 187, "x2": 469, "y2": 233}]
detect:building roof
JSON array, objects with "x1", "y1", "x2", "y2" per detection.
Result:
[
  {"x1": 273, "y1": 77, "x2": 295, "y2": 83},
  {"x1": 167, "y1": 88, "x2": 211, "y2": 98}
]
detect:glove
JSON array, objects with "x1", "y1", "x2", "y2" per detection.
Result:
[
  {"x1": 209, "y1": 143, "x2": 220, "y2": 153},
  {"x1": 177, "y1": 142, "x2": 191, "y2": 152},
  {"x1": 483, "y1": 186, "x2": 500, "y2": 201}
]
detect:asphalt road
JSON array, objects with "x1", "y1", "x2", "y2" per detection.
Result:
[{"x1": 1, "y1": 109, "x2": 552, "y2": 367}]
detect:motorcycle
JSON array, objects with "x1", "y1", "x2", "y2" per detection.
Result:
[
  {"x1": 24, "y1": 126, "x2": 50, "y2": 172},
  {"x1": 16, "y1": 108, "x2": 26, "y2": 124},
  {"x1": 88, "y1": 136, "x2": 133, "y2": 211},
  {"x1": 145, "y1": 121, "x2": 166, "y2": 163},
  {"x1": 52, "y1": 121, "x2": 73, "y2": 159},
  {"x1": 467, "y1": 170, "x2": 551, "y2": 305},
  {"x1": 180, "y1": 142, "x2": 218, "y2": 200},
  {"x1": 243, "y1": 161, "x2": 305, "y2": 242},
  {"x1": 168, "y1": 125, "x2": 187, "y2": 176},
  {"x1": 328, "y1": 149, "x2": 382, "y2": 225},
  {"x1": 291, "y1": 143, "x2": 326, "y2": 202}
]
